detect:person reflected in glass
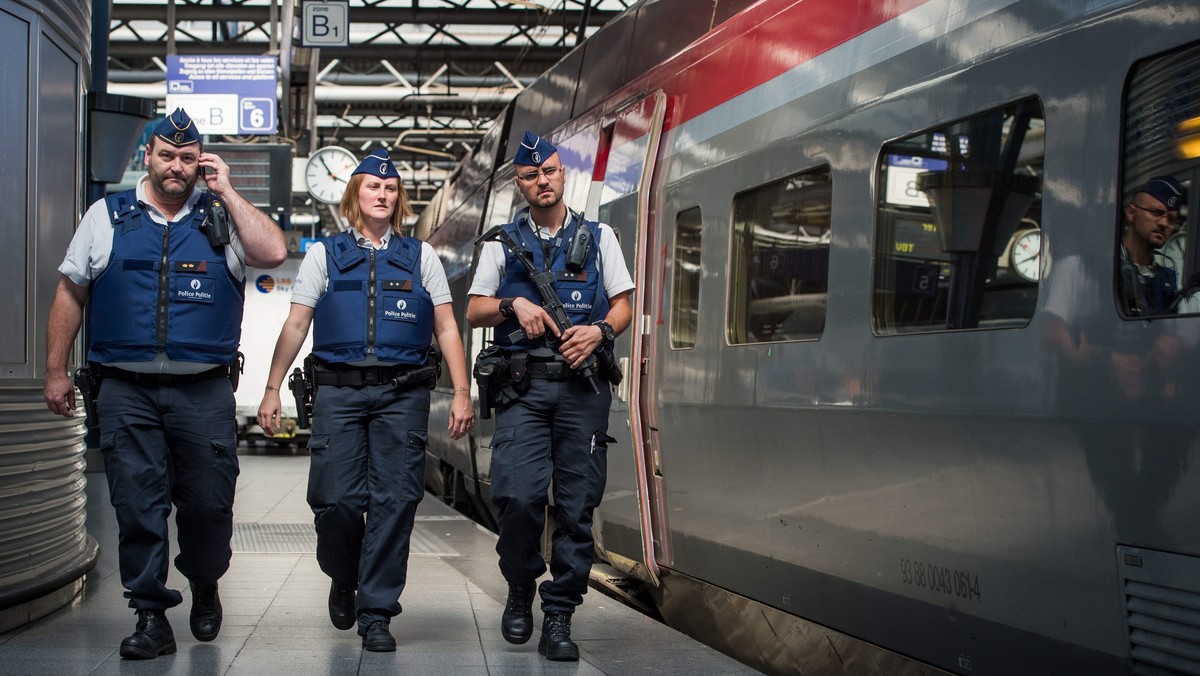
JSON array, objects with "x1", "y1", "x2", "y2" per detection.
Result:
[{"x1": 1119, "y1": 175, "x2": 1186, "y2": 315}]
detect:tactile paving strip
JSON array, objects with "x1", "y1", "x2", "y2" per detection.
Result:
[{"x1": 230, "y1": 516, "x2": 467, "y2": 555}]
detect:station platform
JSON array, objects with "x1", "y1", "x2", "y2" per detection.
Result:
[{"x1": 0, "y1": 453, "x2": 760, "y2": 675}]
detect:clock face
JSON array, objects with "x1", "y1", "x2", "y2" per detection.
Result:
[
  {"x1": 304, "y1": 146, "x2": 358, "y2": 204},
  {"x1": 1009, "y1": 229, "x2": 1041, "y2": 282}
]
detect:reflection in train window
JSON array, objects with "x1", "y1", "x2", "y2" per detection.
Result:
[
  {"x1": 1120, "y1": 42, "x2": 1200, "y2": 317},
  {"x1": 486, "y1": 176, "x2": 518, "y2": 228},
  {"x1": 728, "y1": 166, "x2": 831, "y2": 344},
  {"x1": 873, "y1": 98, "x2": 1044, "y2": 334},
  {"x1": 670, "y1": 207, "x2": 702, "y2": 349}
]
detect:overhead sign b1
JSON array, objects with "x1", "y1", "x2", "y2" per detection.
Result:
[
  {"x1": 302, "y1": 0, "x2": 349, "y2": 47},
  {"x1": 165, "y1": 55, "x2": 278, "y2": 135}
]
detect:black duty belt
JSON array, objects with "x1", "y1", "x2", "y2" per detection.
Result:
[
  {"x1": 94, "y1": 364, "x2": 229, "y2": 384},
  {"x1": 313, "y1": 363, "x2": 425, "y2": 387},
  {"x1": 526, "y1": 360, "x2": 569, "y2": 380}
]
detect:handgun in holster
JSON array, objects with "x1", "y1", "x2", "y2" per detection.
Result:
[
  {"x1": 73, "y1": 366, "x2": 101, "y2": 429},
  {"x1": 229, "y1": 352, "x2": 244, "y2": 393},
  {"x1": 289, "y1": 356, "x2": 315, "y2": 429},
  {"x1": 472, "y1": 344, "x2": 512, "y2": 420},
  {"x1": 595, "y1": 343, "x2": 623, "y2": 386},
  {"x1": 426, "y1": 342, "x2": 443, "y2": 389}
]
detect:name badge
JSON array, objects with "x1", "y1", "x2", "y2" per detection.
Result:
[
  {"x1": 556, "y1": 270, "x2": 587, "y2": 282},
  {"x1": 174, "y1": 276, "x2": 216, "y2": 304},
  {"x1": 382, "y1": 279, "x2": 413, "y2": 291},
  {"x1": 381, "y1": 294, "x2": 419, "y2": 323}
]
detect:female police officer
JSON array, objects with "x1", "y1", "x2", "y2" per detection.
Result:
[{"x1": 256, "y1": 149, "x2": 473, "y2": 651}]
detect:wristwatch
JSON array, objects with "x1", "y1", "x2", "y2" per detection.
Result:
[
  {"x1": 592, "y1": 320, "x2": 615, "y2": 343},
  {"x1": 498, "y1": 297, "x2": 516, "y2": 318}
]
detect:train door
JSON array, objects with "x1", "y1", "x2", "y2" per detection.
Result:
[{"x1": 587, "y1": 91, "x2": 670, "y2": 586}]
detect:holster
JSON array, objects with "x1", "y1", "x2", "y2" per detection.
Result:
[
  {"x1": 73, "y1": 366, "x2": 102, "y2": 429},
  {"x1": 595, "y1": 344, "x2": 623, "y2": 386},
  {"x1": 391, "y1": 365, "x2": 439, "y2": 390},
  {"x1": 472, "y1": 344, "x2": 512, "y2": 420},
  {"x1": 229, "y1": 352, "x2": 244, "y2": 393},
  {"x1": 426, "y1": 342, "x2": 444, "y2": 386},
  {"x1": 289, "y1": 355, "x2": 316, "y2": 429}
]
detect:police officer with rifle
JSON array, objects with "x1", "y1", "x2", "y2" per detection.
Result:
[
  {"x1": 256, "y1": 150, "x2": 473, "y2": 652},
  {"x1": 466, "y1": 132, "x2": 634, "y2": 662},
  {"x1": 43, "y1": 108, "x2": 287, "y2": 659}
]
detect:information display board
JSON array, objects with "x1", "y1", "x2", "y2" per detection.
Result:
[{"x1": 166, "y1": 55, "x2": 278, "y2": 135}]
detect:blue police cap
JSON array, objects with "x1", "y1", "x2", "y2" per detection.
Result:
[
  {"x1": 153, "y1": 108, "x2": 201, "y2": 147},
  {"x1": 1135, "y1": 175, "x2": 1186, "y2": 211},
  {"x1": 514, "y1": 131, "x2": 556, "y2": 167},
  {"x1": 352, "y1": 149, "x2": 400, "y2": 179}
]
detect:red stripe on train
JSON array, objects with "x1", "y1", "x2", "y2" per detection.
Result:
[{"x1": 624, "y1": 0, "x2": 932, "y2": 133}]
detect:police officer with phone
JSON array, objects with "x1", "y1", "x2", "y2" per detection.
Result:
[{"x1": 43, "y1": 108, "x2": 287, "y2": 659}]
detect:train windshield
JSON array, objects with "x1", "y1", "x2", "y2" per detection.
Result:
[{"x1": 873, "y1": 98, "x2": 1045, "y2": 334}]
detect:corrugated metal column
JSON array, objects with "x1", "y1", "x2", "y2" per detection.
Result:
[
  {"x1": 0, "y1": 382, "x2": 97, "y2": 631},
  {"x1": 0, "y1": 0, "x2": 97, "y2": 634}
]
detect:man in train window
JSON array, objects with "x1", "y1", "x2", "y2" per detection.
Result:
[
  {"x1": 1118, "y1": 175, "x2": 1186, "y2": 315},
  {"x1": 466, "y1": 131, "x2": 635, "y2": 661},
  {"x1": 42, "y1": 109, "x2": 287, "y2": 659}
]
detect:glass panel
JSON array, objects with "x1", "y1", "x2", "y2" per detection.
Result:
[
  {"x1": 549, "y1": 126, "x2": 600, "y2": 213},
  {"x1": 873, "y1": 98, "x2": 1044, "y2": 334},
  {"x1": 729, "y1": 166, "x2": 831, "y2": 344},
  {"x1": 486, "y1": 174, "x2": 518, "y2": 228},
  {"x1": 670, "y1": 207, "x2": 702, "y2": 349}
]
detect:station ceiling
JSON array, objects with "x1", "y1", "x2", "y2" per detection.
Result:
[{"x1": 106, "y1": 0, "x2": 633, "y2": 205}]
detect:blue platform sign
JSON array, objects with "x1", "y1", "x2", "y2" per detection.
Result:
[{"x1": 166, "y1": 55, "x2": 277, "y2": 135}]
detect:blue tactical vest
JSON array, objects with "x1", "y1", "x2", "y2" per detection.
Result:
[
  {"x1": 494, "y1": 209, "x2": 609, "y2": 351},
  {"x1": 88, "y1": 190, "x2": 243, "y2": 365},
  {"x1": 312, "y1": 231, "x2": 434, "y2": 364},
  {"x1": 1141, "y1": 265, "x2": 1179, "y2": 314}
]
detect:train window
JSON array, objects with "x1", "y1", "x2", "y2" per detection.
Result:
[
  {"x1": 549, "y1": 126, "x2": 601, "y2": 214},
  {"x1": 1119, "y1": 42, "x2": 1200, "y2": 317},
  {"x1": 486, "y1": 176, "x2": 518, "y2": 228},
  {"x1": 873, "y1": 98, "x2": 1044, "y2": 334},
  {"x1": 728, "y1": 165, "x2": 831, "y2": 344},
  {"x1": 670, "y1": 207, "x2": 702, "y2": 349}
]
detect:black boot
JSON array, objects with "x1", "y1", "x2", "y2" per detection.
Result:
[
  {"x1": 328, "y1": 581, "x2": 356, "y2": 630},
  {"x1": 362, "y1": 621, "x2": 396, "y2": 652},
  {"x1": 119, "y1": 610, "x2": 177, "y2": 660},
  {"x1": 537, "y1": 612, "x2": 579, "y2": 662},
  {"x1": 189, "y1": 581, "x2": 222, "y2": 641},
  {"x1": 501, "y1": 580, "x2": 535, "y2": 645}
]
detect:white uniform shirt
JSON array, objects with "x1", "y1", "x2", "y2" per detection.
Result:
[{"x1": 468, "y1": 210, "x2": 635, "y2": 300}]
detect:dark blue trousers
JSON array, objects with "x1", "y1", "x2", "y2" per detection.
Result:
[
  {"x1": 97, "y1": 377, "x2": 239, "y2": 610},
  {"x1": 491, "y1": 376, "x2": 611, "y2": 614},
  {"x1": 307, "y1": 382, "x2": 429, "y2": 634}
]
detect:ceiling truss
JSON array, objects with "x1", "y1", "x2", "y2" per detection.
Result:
[{"x1": 105, "y1": 0, "x2": 631, "y2": 209}]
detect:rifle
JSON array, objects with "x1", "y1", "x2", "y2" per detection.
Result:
[{"x1": 476, "y1": 224, "x2": 602, "y2": 394}]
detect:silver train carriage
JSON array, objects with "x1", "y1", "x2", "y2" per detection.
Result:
[{"x1": 416, "y1": 0, "x2": 1200, "y2": 673}]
